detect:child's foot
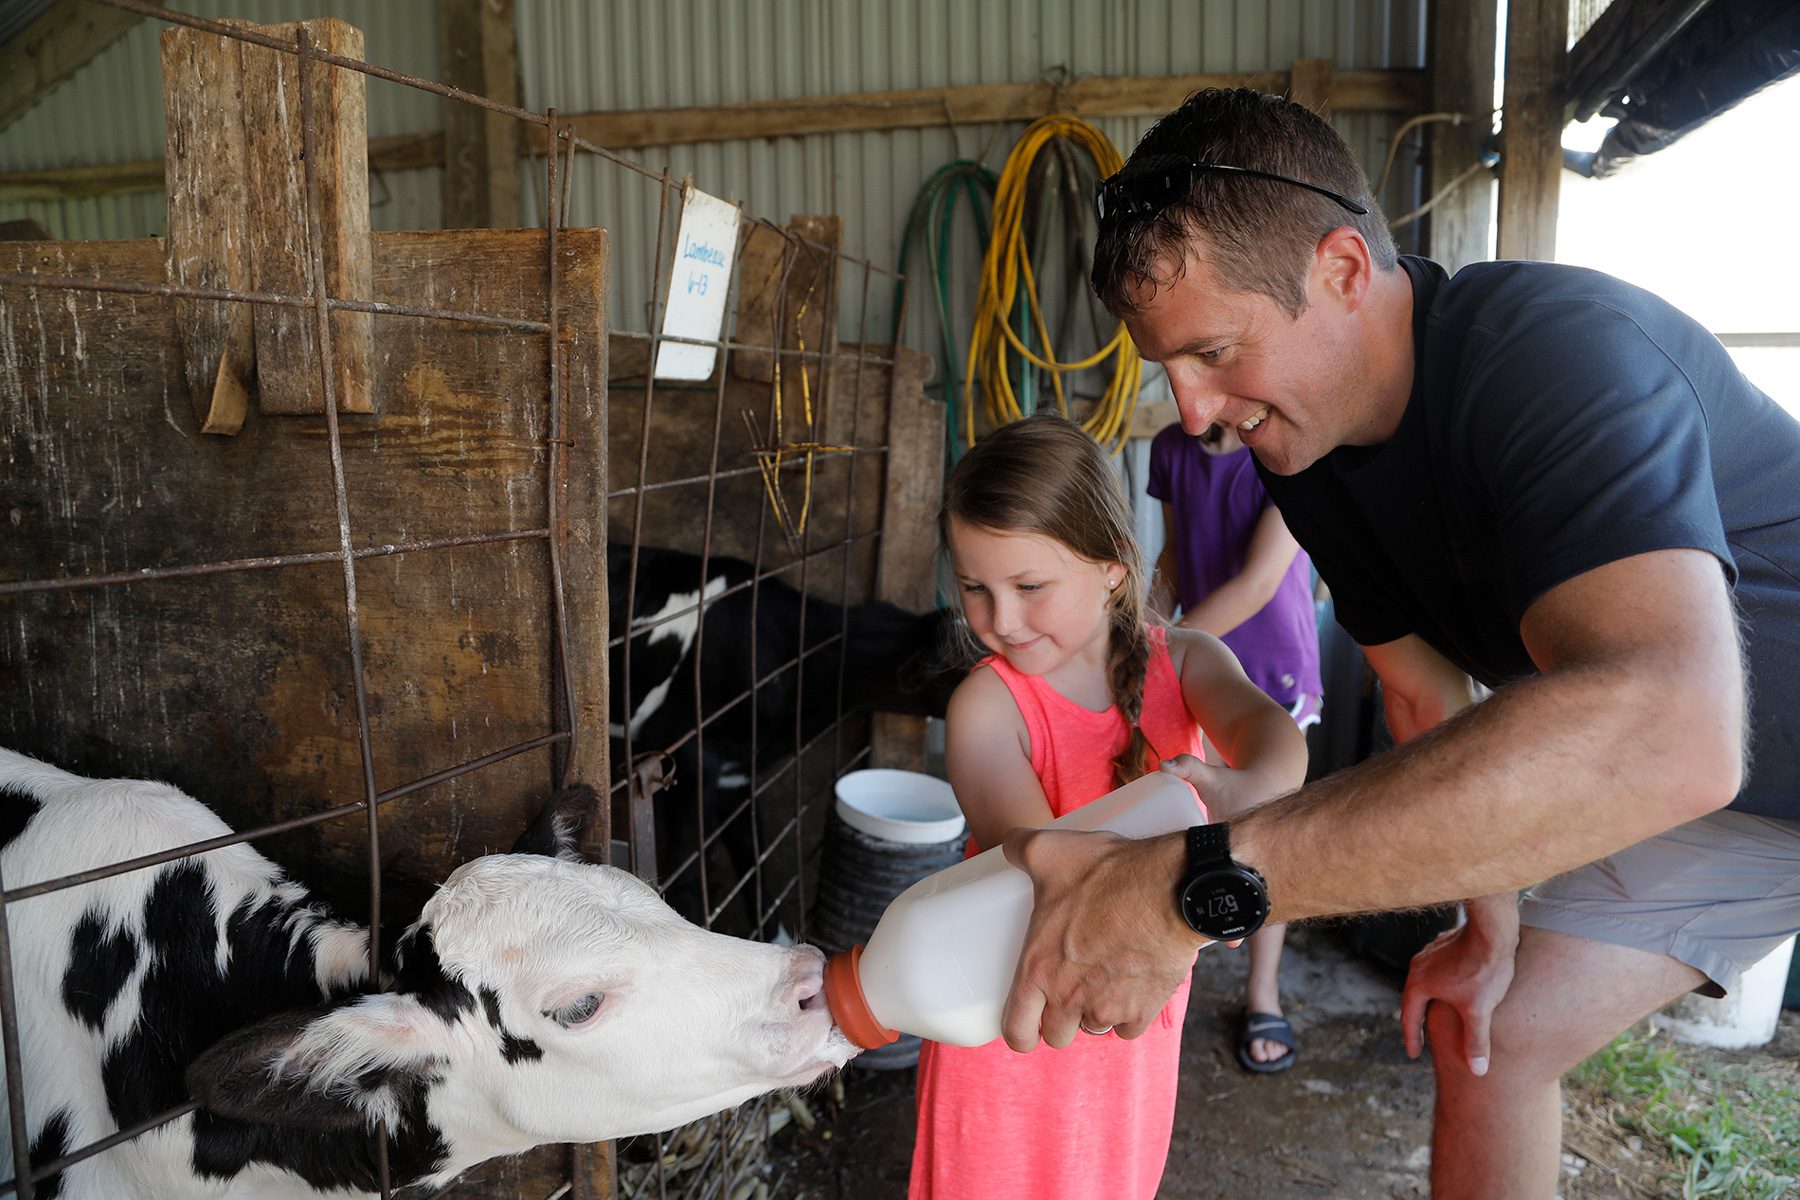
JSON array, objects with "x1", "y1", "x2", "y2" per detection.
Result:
[{"x1": 1236, "y1": 1009, "x2": 1298, "y2": 1073}]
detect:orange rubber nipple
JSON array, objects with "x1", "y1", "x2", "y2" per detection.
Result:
[{"x1": 823, "y1": 945, "x2": 898, "y2": 1050}]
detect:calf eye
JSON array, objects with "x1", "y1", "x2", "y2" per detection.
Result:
[{"x1": 543, "y1": 992, "x2": 603, "y2": 1027}]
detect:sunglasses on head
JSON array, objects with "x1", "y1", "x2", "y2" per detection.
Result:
[{"x1": 1095, "y1": 153, "x2": 1370, "y2": 225}]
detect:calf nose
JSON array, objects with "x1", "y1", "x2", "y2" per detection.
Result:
[{"x1": 781, "y1": 946, "x2": 827, "y2": 1013}]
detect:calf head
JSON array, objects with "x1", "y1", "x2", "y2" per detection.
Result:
[{"x1": 188, "y1": 855, "x2": 854, "y2": 1185}]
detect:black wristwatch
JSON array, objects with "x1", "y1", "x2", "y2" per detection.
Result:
[{"x1": 1176, "y1": 823, "x2": 1269, "y2": 941}]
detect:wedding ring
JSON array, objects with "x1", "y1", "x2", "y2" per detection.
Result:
[{"x1": 1080, "y1": 1022, "x2": 1113, "y2": 1036}]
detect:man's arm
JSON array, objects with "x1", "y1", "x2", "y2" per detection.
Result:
[
  {"x1": 1001, "y1": 547, "x2": 1743, "y2": 1048},
  {"x1": 1359, "y1": 635, "x2": 1514, "y2": 1076},
  {"x1": 1361, "y1": 634, "x2": 1476, "y2": 743},
  {"x1": 1235, "y1": 547, "x2": 1742, "y2": 918}
]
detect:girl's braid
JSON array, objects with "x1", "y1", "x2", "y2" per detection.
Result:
[{"x1": 1107, "y1": 596, "x2": 1154, "y2": 788}]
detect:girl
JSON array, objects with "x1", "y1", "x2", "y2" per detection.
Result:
[
  {"x1": 910, "y1": 415, "x2": 1307, "y2": 1200},
  {"x1": 1147, "y1": 416, "x2": 1325, "y2": 1073}
]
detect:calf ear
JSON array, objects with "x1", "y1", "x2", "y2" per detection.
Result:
[
  {"x1": 187, "y1": 994, "x2": 455, "y2": 1130},
  {"x1": 509, "y1": 784, "x2": 598, "y2": 860}
]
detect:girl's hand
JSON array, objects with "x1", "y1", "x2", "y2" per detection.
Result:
[
  {"x1": 1157, "y1": 753, "x2": 1284, "y2": 823},
  {"x1": 1399, "y1": 893, "x2": 1521, "y2": 1077}
]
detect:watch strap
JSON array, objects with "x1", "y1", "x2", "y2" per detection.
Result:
[{"x1": 1186, "y1": 822, "x2": 1231, "y2": 873}]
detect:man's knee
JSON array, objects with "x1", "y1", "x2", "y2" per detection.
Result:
[
  {"x1": 1425, "y1": 996, "x2": 1585, "y2": 1093},
  {"x1": 1430, "y1": 928, "x2": 1705, "y2": 1092}
]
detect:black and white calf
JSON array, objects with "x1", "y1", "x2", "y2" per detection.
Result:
[
  {"x1": 0, "y1": 748, "x2": 854, "y2": 1198},
  {"x1": 608, "y1": 546, "x2": 958, "y2": 927}
]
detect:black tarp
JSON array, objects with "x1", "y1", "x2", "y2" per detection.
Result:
[{"x1": 1577, "y1": 0, "x2": 1800, "y2": 178}]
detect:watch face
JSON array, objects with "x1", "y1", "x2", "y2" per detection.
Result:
[{"x1": 1181, "y1": 870, "x2": 1268, "y2": 940}]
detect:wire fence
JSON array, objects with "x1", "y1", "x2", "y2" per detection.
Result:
[{"x1": 0, "y1": 3, "x2": 922, "y2": 1197}]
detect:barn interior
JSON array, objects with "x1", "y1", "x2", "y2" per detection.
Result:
[{"x1": 2, "y1": 1, "x2": 1797, "y2": 1198}]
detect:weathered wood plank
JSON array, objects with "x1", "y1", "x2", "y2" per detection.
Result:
[
  {"x1": 0, "y1": 225, "x2": 602, "y2": 921},
  {"x1": 439, "y1": 0, "x2": 522, "y2": 229},
  {"x1": 0, "y1": 228, "x2": 607, "y2": 1196},
  {"x1": 1426, "y1": 0, "x2": 1500, "y2": 273},
  {"x1": 161, "y1": 20, "x2": 254, "y2": 435},
  {"x1": 733, "y1": 214, "x2": 841, "y2": 399},
  {"x1": 1, "y1": 223, "x2": 612, "y2": 1194},
  {"x1": 1498, "y1": 0, "x2": 1568, "y2": 261},
  {"x1": 239, "y1": 18, "x2": 375, "y2": 414},
  {"x1": 538, "y1": 68, "x2": 1426, "y2": 152}
]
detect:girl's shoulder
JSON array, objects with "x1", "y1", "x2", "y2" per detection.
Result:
[
  {"x1": 948, "y1": 661, "x2": 1022, "y2": 722},
  {"x1": 945, "y1": 662, "x2": 1033, "y2": 760},
  {"x1": 1161, "y1": 623, "x2": 1245, "y2": 683},
  {"x1": 1158, "y1": 622, "x2": 1219, "y2": 670}
]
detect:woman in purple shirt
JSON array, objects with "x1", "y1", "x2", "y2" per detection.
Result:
[{"x1": 1148, "y1": 419, "x2": 1323, "y2": 1073}]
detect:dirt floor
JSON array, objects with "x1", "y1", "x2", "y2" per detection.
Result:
[{"x1": 770, "y1": 924, "x2": 1800, "y2": 1199}]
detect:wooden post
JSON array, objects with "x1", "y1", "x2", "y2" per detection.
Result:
[
  {"x1": 161, "y1": 22, "x2": 254, "y2": 435},
  {"x1": 1497, "y1": 0, "x2": 1568, "y2": 261},
  {"x1": 440, "y1": 0, "x2": 522, "y2": 229},
  {"x1": 240, "y1": 18, "x2": 375, "y2": 414},
  {"x1": 1427, "y1": 0, "x2": 1500, "y2": 272},
  {"x1": 872, "y1": 346, "x2": 944, "y2": 772}
]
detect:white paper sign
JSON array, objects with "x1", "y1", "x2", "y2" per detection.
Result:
[{"x1": 653, "y1": 185, "x2": 742, "y2": 381}]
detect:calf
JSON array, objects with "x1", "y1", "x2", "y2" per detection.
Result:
[
  {"x1": 608, "y1": 545, "x2": 958, "y2": 929},
  {"x1": 0, "y1": 748, "x2": 854, "y2": 1198}
]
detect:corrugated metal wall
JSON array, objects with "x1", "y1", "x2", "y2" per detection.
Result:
[
  {"x1": 0, "y1": 0, "x2": 446, "y2": 238},
  {"x1": 512, "y1": 0, "x2": 1431, "y2": 341},
  {"x1": 2, "y1": 0, "x2": 1431, "y2": 359}
]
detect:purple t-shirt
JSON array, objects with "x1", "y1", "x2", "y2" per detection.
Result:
[{"x1": 1146, "y1": 424, "x2": 1322, "y2": 706}]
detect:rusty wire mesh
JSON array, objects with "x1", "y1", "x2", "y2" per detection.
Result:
[{"x1": 0, "y1": 3, "x2": 915, "y2": 1197}]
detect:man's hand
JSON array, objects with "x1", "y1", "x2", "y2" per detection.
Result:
[
  {"x1": 1399, "y1": 893, "x2": 1521, "y2": 1077},
  {"x1": 999, "y1": 826, "x2": 1200, "y2": 1052}
]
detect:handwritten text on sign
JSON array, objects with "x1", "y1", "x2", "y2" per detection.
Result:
[{"x1": 654, "y1": 185, "x2": 742, "y2": 381}]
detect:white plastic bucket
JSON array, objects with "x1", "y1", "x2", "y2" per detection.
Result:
[
  {"x1": 1654, "y1": 934, "x2": 1796, "y2": 1050},
  {"x1": 833, "y1": 769, "x2": 966, "y2": 845}
]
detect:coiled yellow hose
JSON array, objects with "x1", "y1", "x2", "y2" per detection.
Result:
[{"x1": 963, "y1": 113, "x2": 1142, "y2": 454}]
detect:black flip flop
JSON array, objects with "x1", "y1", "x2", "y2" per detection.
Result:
[{"x1": 1237, "y1": 1010, "x2": 1298, "y2": 1073}]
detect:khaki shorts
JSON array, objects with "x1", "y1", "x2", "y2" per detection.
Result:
[{"x1": 1519, "y1": 809, "x2": 1800, "y2": 997}]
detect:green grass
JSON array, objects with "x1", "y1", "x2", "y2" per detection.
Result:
[{"x1": 1573, "y1": 1025, "x2": 1800, "y2": 1199}]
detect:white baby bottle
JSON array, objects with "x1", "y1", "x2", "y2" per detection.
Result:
[{"x1": 822, "y1": 770, "x2": 1208, "y2": 1049}]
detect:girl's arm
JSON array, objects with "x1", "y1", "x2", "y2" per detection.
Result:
[
  {"x1": 1175, "y1": 504, "x2": 1302, "y2": 638},
  {"x1": 944, "y1": 666, "x2": 1055, "y2": 851},
  {"x1": 1166, "y1": 629, "x2": 1308, "y2": 820}
]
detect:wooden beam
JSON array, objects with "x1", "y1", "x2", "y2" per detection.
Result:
[
  {"x1": 1286, "y1": 58, "x2": 1336, "y2": 115},
  {"x1": 532, "y1": 68, "x2": 1424, "y2": 155},
  {"x1": 0, "y1": 67, "x2": 1428, "y2": 203},
  {"x1": 1426, "y1": 0, "x2": 1499, "y2": 272},
  {"x1": 439, "y1": 0, "x2": 521, "y2": 228},
  {"x1": 1497, "y1": 0, "x2": 1567, "y2": 262},
  {"x1": 0, "y1": 0, "x2": 142, "y2": 134}
]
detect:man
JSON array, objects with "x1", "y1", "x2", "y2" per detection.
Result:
[{"x1": 999, "y1": 87, "x2": 1800, "y2": 1198}]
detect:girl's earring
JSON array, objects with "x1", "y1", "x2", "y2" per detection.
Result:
[{"x1": 1107, "y1": 578, "x2": 1118, "y2": 589}]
